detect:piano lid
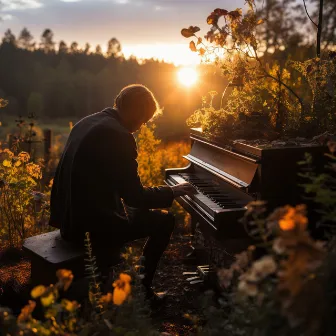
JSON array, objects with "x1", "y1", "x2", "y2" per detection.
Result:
[{"x1": 185, "y1": 136, "x2": 259, "y2": 190}]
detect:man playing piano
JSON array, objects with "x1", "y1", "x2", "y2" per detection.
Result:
[{"x1": 49, "y1": 84, "x2": 196, "y2": 300}]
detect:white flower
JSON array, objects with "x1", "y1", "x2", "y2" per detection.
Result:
[{"x1": 252, "y1": 256, "x2": 277, "y2": 280}]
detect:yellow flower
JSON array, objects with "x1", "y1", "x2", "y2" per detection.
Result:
[
  {"x1": 3, "y1": 149, "x2": 14, "y2": 158},
  {"x1": 56, "y1": 269, "x2": 74, "y2": 291},
  {"x1": 31, "y1": 285, "x2": 46, "y2": 298},
  {"x1": 49, "y1": 178, "x2": 54, "y2": 188},
  {"x1": 61, "y1": 299, "x2": 79, "y2": 312},
  {"x1": 26, "y1": 162, "x2": 42, "y2": 179},
  {"x1": 252, "y1": 256, "x2": 277, "y2": 279},
  {"x1": 41, "y1": 293, "x2": 55, "y2": 307},
  {"x1": 3, "y1": 159, "x2": 11, "y2": 167},
  {"x1": 18, "y1": 151, "x2": 30, "y2": 163},
  {"x1": 113, "y1": 273, "x2": 132, "y2": 305},
  {"x1": 17, "y1": 300, "x2": 36, "y2": 322}
]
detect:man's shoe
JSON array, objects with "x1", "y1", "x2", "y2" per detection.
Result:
[{"x1": 145, "y1": 287, "x2": 168, "y2": 308}]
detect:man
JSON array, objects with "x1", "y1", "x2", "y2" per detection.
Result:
[{"x1": 49, "y1": 84, "x2": 196, "y2": 298}]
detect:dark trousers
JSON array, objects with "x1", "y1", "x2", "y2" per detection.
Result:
[{"x1": 89, "y1": 210, "x2": 175, "y2": 288}]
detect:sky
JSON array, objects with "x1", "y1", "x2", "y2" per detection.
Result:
[{"x1": 0, "y1": 0, "x2": 245, "y2": 65}]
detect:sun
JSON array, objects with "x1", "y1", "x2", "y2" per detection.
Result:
[{"x1": 177, "y1": 67, "x2": 198, "y2": 87}]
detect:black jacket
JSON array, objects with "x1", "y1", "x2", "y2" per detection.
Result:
[{"x1": 49, "y1": 108, "x2": 174, "y2": 239}]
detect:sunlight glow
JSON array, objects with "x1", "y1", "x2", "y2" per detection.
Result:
[{"x1": 177, "y1": 67, "x2": 198, "y2": 87}]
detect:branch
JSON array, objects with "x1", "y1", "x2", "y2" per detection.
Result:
[
  {"x1": 252, "y1": 48, "x2": 305, "y2": 115},
  {"x1": 303, "y1": 0, "x2": 318, "y2": 28}
]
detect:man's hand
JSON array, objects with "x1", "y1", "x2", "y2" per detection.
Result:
[{"x1": 171, "y1": 182, "x2": 198, "y2": 198}]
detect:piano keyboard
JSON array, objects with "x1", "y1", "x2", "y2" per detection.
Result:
[{"x1": 167, "y1": 173, "x2": 244, "y2": 219}]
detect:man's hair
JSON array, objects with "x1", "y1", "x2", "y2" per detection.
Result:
[{"x1": 114, "y1": 84, "x2": 161, "y2": 122}]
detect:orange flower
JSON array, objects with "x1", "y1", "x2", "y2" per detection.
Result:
[
  {"x1": 113, "y1": 273, "x2": 131, "y2": 305},
  {"x1": 279, "y1": 205, "x2": 308, "y2": 231},
  {"x1": 17, "y1": 300, "x2": 36, "y2": 322},
  {"x1": 100, "y1": 292, "x2": 113, "y2": 306},
  {"x1": 56, "y1": 269, "x2": 74, "y2": 291}
]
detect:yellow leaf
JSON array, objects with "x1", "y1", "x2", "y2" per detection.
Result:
[
  {"x1": 3, "y1": 159, "x2": 11, "y2": 168},
  {"x1": 257, "y1": 19, "x2": 264, "y2": 25},
  {"x1": 14, "y1": 160, "x2": 22, "y2": 167}
]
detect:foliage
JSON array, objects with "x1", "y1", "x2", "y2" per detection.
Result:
[
  {"x1": 0, "y1": 148, "x2": 50, "y2": 247},
  {"x1": 181, "y1": 0, "x2": 336, "y2": 140},
  {"x1": 0, "y1": 246, "x2": 160, "y2": 335},
  {"x1": 190, "y1": 201, "x2": 336, "y2": 336},
  {"x1": 299, "y1": 139, "x2": 336, "y2": 228},
  {"x1": 137, "y1": 124, "x2": 190, "y2": 223}
]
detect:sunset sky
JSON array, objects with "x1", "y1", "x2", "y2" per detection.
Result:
[{"x1": 0, "y1": 0, "x2": 245, "y2": 65}]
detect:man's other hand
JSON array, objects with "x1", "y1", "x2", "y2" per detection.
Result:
[{"x1": 171, "y1": 182, "x2": 198, "y2": 198}]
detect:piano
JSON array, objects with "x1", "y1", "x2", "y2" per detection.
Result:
[{"x1": 165, "y1": 128, "x2": 326, "y2": 245}]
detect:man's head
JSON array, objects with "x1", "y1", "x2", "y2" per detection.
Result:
[{"x1": 114, "y1": 84, "x2": 160, "y2": 132}]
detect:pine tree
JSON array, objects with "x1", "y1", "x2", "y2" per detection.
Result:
[
  {"x1": 17, "y1": 28, "x2": 35, "y2": 51},
  {"x1": 58, "y1": 40, "x2": 68, "y2": 54},
  {"x1": 2, "y1": 29, "x2": 16, "y2": 45},
  {"x1": 106, "y1": 38, "x2": 122, "y2": 58},
  {"x1": 40, "y1": 29, "x2": 55, "y2": 53}
]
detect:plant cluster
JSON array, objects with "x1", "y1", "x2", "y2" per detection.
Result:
[
  {"x1": 0, "y1": 148, "x2": 50, "y2": 248},
  {"x1": 0, "y1": 241, "x2": 159, "y2": 335},
  {"x1": 182, "y1": 0, "x2": 336, "y2": 141}
]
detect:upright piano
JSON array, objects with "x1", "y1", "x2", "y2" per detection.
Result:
[{"x1": 165, "y1": 128, "x2": 326, "y2": 248}]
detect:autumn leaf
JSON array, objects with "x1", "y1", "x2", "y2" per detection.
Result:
[
  {"x1": 214, "y1": 8, "x2": 228, "y2": 16},
  {"x1": 257, "y1": 19, "x2": 264, "y2": 25},
  {"x1": 199, "y1": 48, "x2": 206, "y2": 56},
  {"x1": 197, "y1": 37, "x2": 202, "y2": 45},
  {"x1": 207, "y1": 14, "x2": 218, "y2": 25},
  {"x1": 181, "y1": 28, "x2": 194, "y2": 38},
  {"x1": 189, "y1": 26, "x2": 200, "y2": 33},
  {"x1": 189, "y1": 41, "x2": 197, "y2": 52}
]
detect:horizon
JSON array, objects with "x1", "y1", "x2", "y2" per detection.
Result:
[{"x1": 0, "y1": 0, "x2": 246, "y2": 65}]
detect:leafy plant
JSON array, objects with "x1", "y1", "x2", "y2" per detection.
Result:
[
  {"x1": 181, "y1": 0, "x2": 336, "y2": 140},
  {"x1": 0, "y1": 148, "x2": 50, "y2": 247}
]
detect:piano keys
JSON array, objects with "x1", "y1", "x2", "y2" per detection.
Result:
[{"x1": 165, "y1": 128, "x2": 326, "y2": 242}]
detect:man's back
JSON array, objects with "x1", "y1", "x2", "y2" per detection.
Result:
[{"x1": 49, "y1": 108, "x2": 130, "y2": 239}]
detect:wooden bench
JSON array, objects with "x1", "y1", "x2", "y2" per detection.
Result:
[{"x1": 23, "y1": 230, "x2": 85, "y2": 286}]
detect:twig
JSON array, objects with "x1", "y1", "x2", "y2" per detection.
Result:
[{"x1": 303, "y1": 0, "x2": 318, "y2": 28}]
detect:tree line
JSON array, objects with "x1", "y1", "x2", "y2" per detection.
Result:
[{"x1": 0, "y1": 0, "x2": 334, "y2": 140}]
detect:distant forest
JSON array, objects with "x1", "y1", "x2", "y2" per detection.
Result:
[
  {"x1": 0, "y1": 0, "x2": 334, "y2": 140},
  {"x1": 0, "y1": 28, "x2": 226, "y2": 140}
]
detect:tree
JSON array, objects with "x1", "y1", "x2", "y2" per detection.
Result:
[
  {"x1": 310, "y1": 0, "x2": 336, "y2": 50},
  {"x1": 70, "y1": 42, "x2": 79, "y2": 54},
  {"x1": 257, "y1": 0, "x2": 306, "y2": 55},
  {"x1": 106, "y1": 38, "x2": 122, "y2": 58},
  {"x1": 40, "y1": 29, "x2": 55, "y2": 53},
  {"x1": 58, "y1": 40, "x2": 68, "y2": 54},
  {"x1": 83, "y1": 43, "x2": 91, "y2": 55},
  {"x1": 17, "y1": 28, "x2": 35, "y2": 51},
  {"x1": 27, "y1": 92, "x2": 44, "y2": 118},
  {"x1": 95, "y1": 44, "x2": 103, "y2": 55},
  {"x1": 2, "y1": 29, "x2": 16, "y2": 45}
]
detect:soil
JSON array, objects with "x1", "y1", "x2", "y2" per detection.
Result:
[{"x1": 0, "y1": 222, "x2": 205, "y2": 335}]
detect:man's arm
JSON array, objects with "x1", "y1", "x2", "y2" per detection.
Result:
[{"x1": 113, "y1": 131, "x2": 174, "y2": 209}]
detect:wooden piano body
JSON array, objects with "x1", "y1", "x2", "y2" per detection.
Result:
[{"x1": 165, "y1": 128, "x2": 326, "y2": 247}]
